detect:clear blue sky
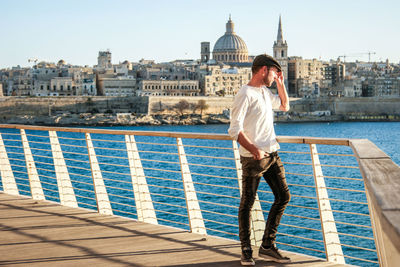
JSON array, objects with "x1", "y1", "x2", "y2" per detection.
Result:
[{"x1": 1, "y1": 0, "x2": 399, "y2": 68}]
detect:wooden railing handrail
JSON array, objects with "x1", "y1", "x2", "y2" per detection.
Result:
[
  {"x1": 350, "y1": 139, "x2": 400, "y2": 263},
  {"x1": 0, "y1": 124, "x2": 350, "y2": 145}
]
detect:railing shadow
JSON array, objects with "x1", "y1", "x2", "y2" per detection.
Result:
[{"x1": 0, "y1": 194, "x2": 242, "y2": 266}]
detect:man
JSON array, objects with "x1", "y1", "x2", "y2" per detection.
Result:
[{"x1": 228, "y1": 54, "x2": 291, "y2": 265}]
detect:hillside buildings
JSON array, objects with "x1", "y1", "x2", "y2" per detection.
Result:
[{"x1": 0, "y1": 16, "x2": 398, "y2": 99}]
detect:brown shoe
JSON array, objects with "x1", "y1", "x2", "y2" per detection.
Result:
[{"x1": 259, "y1": 244, "x2": 290, "y2": 263}]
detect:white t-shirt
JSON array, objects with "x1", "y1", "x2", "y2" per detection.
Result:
[{"x1": 228, "y1": 85, "x2": 281, "y2": 157}]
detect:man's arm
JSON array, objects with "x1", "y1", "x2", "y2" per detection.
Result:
[
  {"x1": 276, "y1": 72, "x2": 290, "y2": 112},
  {"x1": 237, "y1": 131, "x2": 266, "y2": 160}
]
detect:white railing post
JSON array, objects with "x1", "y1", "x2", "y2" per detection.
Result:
[
  {"x1": 233, "y1": 140, "x2": 265, "y2": 247},
  {"x1": 20, "y1": 129, "x2": 45, "y2": 200},
  {"x1": 310, "y1": 144, "x2": 345, "y2": 264},
  {"x1": 85, "y1": 133, "x2": 113, "y2": 215},
  {"x1": 0, "y1": 133, "x2": 19, "y2": 195},
  {"x1": 49, "y1": 131, "x2": 78, "y2": 208},
  {"x1": 126, "y1": 135, "x2": 157, "y2": 224},
  {"x1": 177, "y1": 137, "x2": 207, "y2": 235}
]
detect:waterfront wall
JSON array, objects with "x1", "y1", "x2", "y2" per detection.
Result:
[
  {"x1": 0, "y1": 96, "x2": 149, "y2": 118},
  {"x1": 290, "y1": 97, "x2": 400, "y2": 115},
  {"x1": 1, "y1": 96, "x2": 234, "y2": 117},
  {"x1": 2, "y1": 96, "x2": 400, "y2": 119}
]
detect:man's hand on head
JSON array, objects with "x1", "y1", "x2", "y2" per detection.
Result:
[{"x1": 275, "y1": 71, "x2": 284, "y2": 87}]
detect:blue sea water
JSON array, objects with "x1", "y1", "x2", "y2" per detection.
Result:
[
  {"x1": 108, "y1": 121, "x2": 399, "y2": 165},
  {"x1": 1, "y1": 121, "x2": 398, "y2": 266}
]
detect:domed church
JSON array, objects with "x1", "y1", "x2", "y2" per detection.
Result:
[{"x1": 212, "y1": 16, "x2": 249, "y2": 63}]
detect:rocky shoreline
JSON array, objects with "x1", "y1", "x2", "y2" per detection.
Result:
[
  {"x1": 1, "y1": 112, "x2": 398, "y2": 127},
  {"x1": 1, "y1": 113, "x2": 231, "y2": 126}
]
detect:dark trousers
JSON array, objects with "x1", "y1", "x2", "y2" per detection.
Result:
[{"x1": 238, "y1": 152, "x2": 290, "y2": 249}]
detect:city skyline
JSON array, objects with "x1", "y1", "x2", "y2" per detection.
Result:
[{"x1": 1, "y1": 0, "x2": 399, "y2": 69}]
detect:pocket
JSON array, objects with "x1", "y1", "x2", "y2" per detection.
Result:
[{"x1": 251, "y1": 157, "x2": 273, "y2": 177}]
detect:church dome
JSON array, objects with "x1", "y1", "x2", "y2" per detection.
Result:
[
  {"x1": 213, "y1": 34, "x2": 248, "y2": 52},
  {"x1": 57, "y1": 59, "x2": 66, "y2": 66},
  {"x1": 212, "y1": 16, "x2": 248, "y2": 63}
]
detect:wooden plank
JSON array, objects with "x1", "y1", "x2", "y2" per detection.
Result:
[
  {"x1": 277, "y1": 136, "x2": 305, "y2": 144},
  {"x1": 357, "y1": 156, "x2": 400, "y2": 262},
  {"x1": 358, "y1": 158, "x2": 400, "y2": 210},
  {"x1": 381, "y1": 210, "x2": 400, "y2": 253},
  {"x1": 277, "y1": 136, "x2": 350, "y2": 146},
  {"x1": 0, "y1": 192, "x2": 346, "y2": 267},
  {"x1": 304, "y1": 137, "x2": 349, "y2": 146},
  {"x1": 350, "y1": 139, "x2": 390, "y2": 159},
  {"x1": 0, "y1": 124, "x2": 232, "y2": 140}
]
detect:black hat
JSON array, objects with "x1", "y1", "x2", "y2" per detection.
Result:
[{"x1": 252, "y1": 54, "x2": 282, "y2": 72}]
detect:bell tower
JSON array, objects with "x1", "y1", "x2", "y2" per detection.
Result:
[
  {"x1": 273, "y1": 15, "x2": 288, "y2": 90},
  {"x1": 201, "y1": 42, "x2": 210, "y2": 63},
  {"x1": 273, "y1": 15, "x2": 288, "y2": 59}
]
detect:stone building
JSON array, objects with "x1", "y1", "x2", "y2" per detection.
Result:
[
  {"x1": 81, "y1": 78, "x2": 97, "y2": 96},
  {"x1": 50, "y1": 77, "x2": 75, "y2": 96},
  {"x1": 138, "y1": 80, "x2": 199, "y2": 96},
  {"x1": 362, "y1": 76, "x2": 400, "y2": 97},
  {"x1": 98, "y1": 76, "x2": 136, "y2": 96},
  {"x1": 212, "y1": 16, "x2": 249, "y2": 63},
  {"x1": 342, "y1": 78, "x2": 362, "y2": 97},
  {"x1": 27, "y1": 62, "x2": 97, "y2": 97},
  {"x1": 5, "y1": 67, "x2": 32, "y2": 96},
  {"x1": 96, "y1": 51, "x2": 112, "y2": 70},
  {"x1": 323, "y1": 62, "x2": 346, "y2": 88},
  {"x1": 203, "y1": 65, "x2": 251, "y2": 96},
  {"x1": 288, "y1": 57, "x2": 325, "y2": 97}
]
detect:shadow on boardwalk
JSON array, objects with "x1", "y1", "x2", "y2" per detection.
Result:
[{"x1": 0, "y1": 193, "x2": 343, "y2": 266}]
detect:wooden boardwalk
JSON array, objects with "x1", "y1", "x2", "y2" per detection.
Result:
[{"x1": 0, "y1": 193, "x2": 347, "y2": 266}]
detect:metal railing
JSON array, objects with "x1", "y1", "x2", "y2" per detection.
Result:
[{"x1": 0, "y1": 124, "x2": 398, "y2": 266}]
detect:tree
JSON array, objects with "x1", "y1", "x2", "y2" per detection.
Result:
[
  {"x1": 196, "y1": 99, "x2": 209, "y2": 117},
  {"x1": 216, "y1": 89, "x2": 226, "y2": 97},
  {"x1": 174, "y1": 100, "x2": 190, "y2": 116}
]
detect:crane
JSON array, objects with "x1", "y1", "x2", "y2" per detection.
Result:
[
  {"x1": 337, "y1": 52, "x2": 376, "y2": 63},
  {"x1": 366, "y1": 51, "x2": 376, "y2": 62}
]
